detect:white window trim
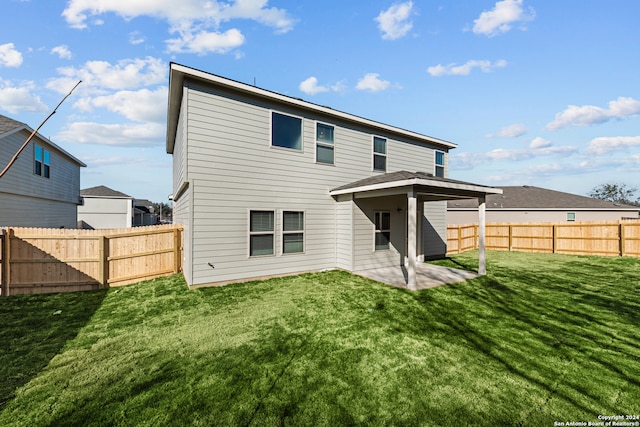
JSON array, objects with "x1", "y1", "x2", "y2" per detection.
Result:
[
  {"x1": 435, "y1": 150, "x2": 445, "y2": 178},
  {"x1": 281, "y1": 210, "x2": 305, "y2": 255},
  {"x1": 34, "y1": 145, "x2": 51, "y2": 178},
  {"x1": 372, "y1": 136, "x2": 387, "y2": 172},
  {"x1": 248, "y1": 209, "x2": 276, "y2": 258},
  {"x1": 270, "y1": 110, "x2": 304, "y2": 153},
  {"x1": 374, "y1": 210, "x2": 391, "y2": 251},
  {"x1": 315, "y1": 121, "x2": 335, "y2": 165}
]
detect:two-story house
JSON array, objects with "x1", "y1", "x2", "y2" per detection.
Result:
[
  {"x1": 0, "y1": 114, "x2": 86, "y2": 228},
  {"x1": 166, "y1": 63, "x2": 501, "y2": 290}
]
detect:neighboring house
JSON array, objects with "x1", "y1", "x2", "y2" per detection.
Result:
[
  {"x1": 78, "y1": 185, "x2": 133, "y2": 229},
  {"x1": 133, "y1": 199, "x2": 158, "y2": 226},
  {"x1": 447, "y1": 185, "x2": 640, "y2": 225},
  {"x1": 0, "y1": 114, "x2": 86, "y2": 228},
  {"x1": 166, "y1": 63, "x2": 502, "y2": 290}
]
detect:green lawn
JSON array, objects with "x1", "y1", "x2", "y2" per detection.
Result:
[{"x1": 1, "y1": 251, "x2": 639, "y2": 426}]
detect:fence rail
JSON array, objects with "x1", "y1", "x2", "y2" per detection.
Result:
[
  {"x1": 447, "y1": 220, "x2": 640, "y2": 257},
  {"x1": 0, "y1": 224, "x2": 183, "y2": 296}
]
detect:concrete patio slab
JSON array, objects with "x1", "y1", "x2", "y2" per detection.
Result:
[{"x1": 354, "y1": 263, "x2": 478, "y2": 290}]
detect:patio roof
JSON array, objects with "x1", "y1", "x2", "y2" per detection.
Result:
[{"x1": 329, "y1": 171, "x2": 503, "y2": 200}]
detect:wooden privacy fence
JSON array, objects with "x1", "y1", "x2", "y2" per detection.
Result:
[
  {"x1": 447, "y1": 220, "x2": 640, "y2": 257},
  {"x1": 0, "y1": 224, "x2": 183, "y2": 296}
]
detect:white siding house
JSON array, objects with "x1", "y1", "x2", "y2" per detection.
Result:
[
  {"x1": 166, "y1": 63, "x2": 501, "y2": 289},
  {"x1": 77, "y1": 186, "x2": 133, "y2": 229},
  {"x1": 0, "y1": 115, "x2": 86, "y2": 228}
]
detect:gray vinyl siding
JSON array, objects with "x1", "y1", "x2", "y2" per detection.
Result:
[
  {"x1": 171, "y1": 91, "x2": 193, "y2": 284},
  {"x1": 173, "y1": 182, "x2": 192, "y2": 285},
  {"x1": 0, "y1": 129, "x2": 81, "y2": 228},
  {"x1": 0, "y1": 192, "x2": 77, "y2": 228},
  {"x1": 179, "y1": 80, "x2": 449, "y2": 286},
  {"x1": 352, "y1": 195, "x2": 406, "y2": 270},
  {"x1": 173, "y1": 88, "x2": 188, "y2": 192},
  {"x1": 335, "y1": 194, "x2": 353, "y2": 271},
  {"x1": 423, "y1": 201, "x2": 447, "y2": 259}
]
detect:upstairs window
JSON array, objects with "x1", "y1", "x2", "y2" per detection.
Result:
[
  {"x1": 567, "y1": 212, "x2": 576, "y2": 222},
  {"x1": 34, "y1": 146, "x2": 50, "y2": 178},
  {"x1": 435, "y1": 151, "x2": 445, "y2": 178},
  {"x1": 272, "y1": 112, "x2": 302, "y2": 150},
  {"x1": 373, "y1": 136, "x2": 386, "y2": 172},
  {"x1": 315, "y1": 123, "x2": 334, "y2": 165},
  {"x1": 283, "y1": 211, "x2": 304, "y2": 254},
  {"x1": 374, "y1": 211, "x2": 391, "y2": 250},
  {"x1": 249, "y1": 210, "x2": 275, "y2": 256}
]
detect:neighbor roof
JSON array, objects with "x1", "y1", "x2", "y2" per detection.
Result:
[
  {"x1": 447, "y1": 186, "x2": 640, "y2": 211},
  {"x1": 330, "y1": 170, "x2": 502, "y2": 200},
  {"x1": 0, "y1": 114, "x2": 86, "y2": 167},
  {"x1": 0, "y1": 115, "x2": 24, "y2": 135},
  {"x1": 81, "y1": 185, "x2": 132, "y2": 198},
  {"x1": 166, "y1": 63, "x2": 457, "y2": 154}
]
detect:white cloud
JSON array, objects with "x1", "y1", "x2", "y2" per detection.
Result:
[
  {"x1": 298, "y1": 77, "x2": 346, "y2": 96},
  {"x1": 0, "y1": 43, "x2": 23, "y2": 67},
  {"x1": 129, "y1": 31, "x2": 146, "y2": 45},
  {"x1": 450, "y1": 139, "x2": 577, "y2": 169},
  {"x1": 166, "y1": 28, "x2": 245, "y2": 54},
  {"x1": 472, "y1": 0, "x2": 534, "y2": 37},
  {"x1": 0, "y1": 79, "x2": 47, "y2": 114},
  {"x1": 427, "y1": 59, "x2": 507, "y2": 76},
  {"x1": 299, "y1": 77, "x2": 328, "y2": 95},
  {"x1": 356, "y1": 73, "x2": 391, "y2": 92},
  {"x1": 55, "y1": 121, "x2": 164, "y2": 146},
  {"x1": 74, "y1": 87, "x2": 167, "y2": 122},
  {"x1": 529, "y1": 137, "x2": 551, "y2": 149},
  {"x1": 51, "y1": 45, "x2": 72, "y2": 59},
  {"x1": 375, "y1": 1, "x2": 414, "y2": 40},
  {"x1": 584, "y1": 136, "x2": 640, "y2": 155},
  {"x1": 485, "y1": 123, "x2": 526, "y2": 138},
  {"x1": 47, "y1": 57, "x2": 165, "y2": 94},
  {"x1": 546, "y1": 97, "x2": 640, "y2": 130},
  {"x1": 62, "y1": 0, "x2": 295, "y2": 54}
]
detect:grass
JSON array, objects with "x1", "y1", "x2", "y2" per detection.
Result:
[{"x1": 1, "y1": 251, "x2": 639, "y2": 426}]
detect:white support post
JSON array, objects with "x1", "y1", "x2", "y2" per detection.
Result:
[
  {"x1": 407, "y1": 190, "x2": 418, "y2": 290},
  {"x1": 478, "y1": 195, "x2": 487, "y2": 276}
]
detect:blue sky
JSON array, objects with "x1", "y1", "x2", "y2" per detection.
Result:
[{"x1": 1, "y1": 0, "x2": 639, "y2": 203}]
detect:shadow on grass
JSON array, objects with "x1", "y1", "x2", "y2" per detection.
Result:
[{"x1": 0, "y1": 289, "x2": 107, "y2": 410}]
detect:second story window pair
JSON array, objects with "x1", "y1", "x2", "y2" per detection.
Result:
[{"x1": 34, "y1": 145, "x2": 50, "y2": 178}]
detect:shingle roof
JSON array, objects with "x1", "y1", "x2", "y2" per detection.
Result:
[
  {"x1": 0, "y1": 114, "x2": 25, "y2": 135},
  {"x1": 80, "y1": 185, "x2": 131, "y2": 198},
  {"x1": 447, "y1": 186, "x2": 639, "y2": 210}
]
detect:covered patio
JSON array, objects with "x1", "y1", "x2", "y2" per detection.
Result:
[{"x1": 330, "y1": 171, "x2": 503, "y2": 291}]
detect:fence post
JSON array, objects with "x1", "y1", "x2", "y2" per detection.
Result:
[
  {"x1": 508, "y1": 225, "x2": 513, "y2": 252},
  {"x1": 552, "y1": 225, "x2": 557, "y2": 254},
  {"x1": 98, "y1": 235, "x2": 109, "y2": 288},
  {"x1": 620, "y1": 222, "x2": 625, "y2": 257},
  {"x1": 2, "y1": 228, "x2": 12, "y2": 296},
  {"x1": 1, "y1": 229, "x2": 5, "y2": 297},
  {"x1": 475, "y1": 224, "x2": 479, "y2": 249},
  {"x1": 173, "y1": 227, "x2": 181, "y2": 273}
]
